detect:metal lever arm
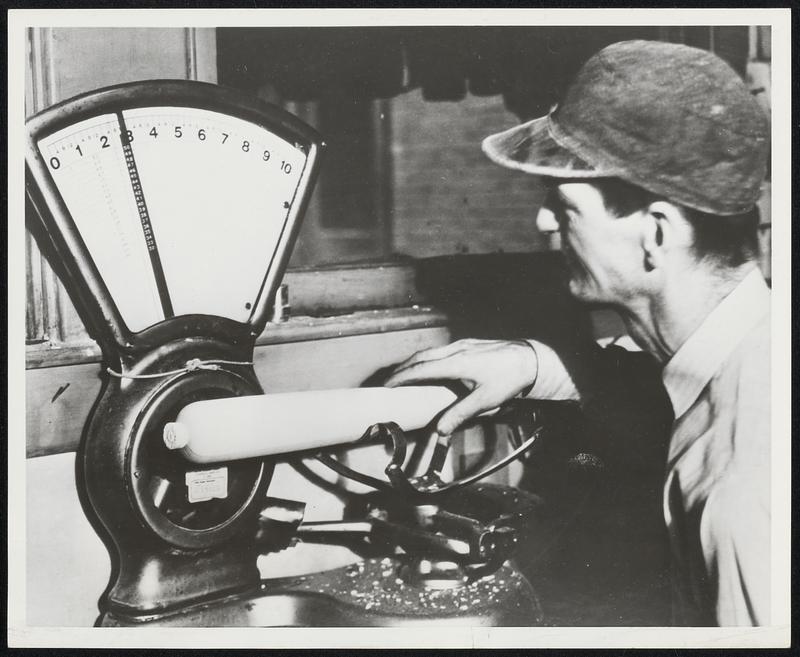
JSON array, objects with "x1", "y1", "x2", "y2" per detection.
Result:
[
  {"x1": 293, "y1": 513, "x2": 518, "y2": 569},
  {"x1": 315, "y1": 415, "x2": 543, "y2": 500},
  {"x1": 296, "y1": 518, "x2": 472, "y2": 561},
  {"x1": 314, "y1": 422, "x2": 411, "y2": 495},
  {"x1": 255, "y1": 497, "x2": 520, "y2": 570}
]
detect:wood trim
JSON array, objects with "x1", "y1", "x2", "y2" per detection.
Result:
[
  {"x1": 258, "y1": 307, "x2": 447, "y2": 345},
  {"x1": 26, "y1": 26, "x2": 95, "y2": 345},
  {"x1": 25, "y1": 306, "x2": 447, "y2": 369},
  {"x1": 25, "y1": 231, "x2": 46, "y2": 342},
  {"x1": 373, "y1": 98, "x2": 394, "y2": 257},
  {"x1": 285, "y1": 261, "x2": 423, "y2": 314},
  {"x1": 27, "y1": 27, "x2": 54, "y2": 114},
  {"x1": 192, "y1": 28, "x2": 219, "y2": 83},
  {"x1": 184, "y1": 27, "x2": 198, "y2": 80},
  {"x1": 26, "y1": 28, "x2": 58, "y2": 343}
]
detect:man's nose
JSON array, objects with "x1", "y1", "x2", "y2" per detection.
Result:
[{"x1": 536, "y1": 206, "x2": 559, "y2": 233}]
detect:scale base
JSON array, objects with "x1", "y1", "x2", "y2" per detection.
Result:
[{"x1": 100, "y1": 558, "x2": 542, "y2": 627}]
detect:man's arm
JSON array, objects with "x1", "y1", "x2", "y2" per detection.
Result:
[
  {"x1": 386, "y1": 338, "x2": 673, "y2": 468},
  {"x1": 384, "y1": 338, "x2": 578, "y2": 436},
  {"x1": 520, "y1": 339, "x2": 581, "y2": 402}
]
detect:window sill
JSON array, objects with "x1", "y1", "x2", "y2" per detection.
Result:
[{"x1": 25, "y1": 306, "x2": 448, "y2": 370}]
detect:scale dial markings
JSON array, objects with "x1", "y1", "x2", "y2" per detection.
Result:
[{"x1": 37, "y1": 106, "x2": 308, "y2": 332}]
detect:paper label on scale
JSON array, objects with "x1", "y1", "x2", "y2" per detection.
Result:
[{"x1": 185, "y1": 467, "x2": 228, "y2": 503}]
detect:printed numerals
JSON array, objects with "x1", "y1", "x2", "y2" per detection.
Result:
[{"x1": 46, "y1": 121, "x2": 299, "y2": 176}]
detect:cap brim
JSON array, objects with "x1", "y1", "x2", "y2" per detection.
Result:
[{"x1": 481, "y1": 115, "x2": 616, "y2": 178}]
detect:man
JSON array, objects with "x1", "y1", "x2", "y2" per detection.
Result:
[{"x1": 386, "y1": 40, "x2": 770, "y2": 626}]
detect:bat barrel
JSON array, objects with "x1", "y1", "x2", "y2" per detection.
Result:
[{"x1": 162, "y1": 386, "x2": 458, "y2": 463}]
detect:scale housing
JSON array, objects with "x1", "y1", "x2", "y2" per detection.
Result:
[
  {"x1": 26, "y1": 80, "x2": 328, "y2": 620},
  {"x1": 25, "y1": 79, "x2": 543, "y2": 626}
]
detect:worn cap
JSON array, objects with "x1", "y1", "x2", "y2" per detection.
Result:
[{"x1": 482, "y1": 40, "x2": 769, "y2": 215}]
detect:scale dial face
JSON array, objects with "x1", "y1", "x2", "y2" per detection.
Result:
[{"x1": 34, "y1": 101, "x2": 311, "y2": 333}]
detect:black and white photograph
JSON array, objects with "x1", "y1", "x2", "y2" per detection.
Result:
[{"x1": 7, "y1": 8, "x2": 791, "y2": 649}]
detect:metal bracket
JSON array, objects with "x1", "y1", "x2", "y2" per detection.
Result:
[{"x1": 314, "y1": 408, "x2": 543, "y2": 501}]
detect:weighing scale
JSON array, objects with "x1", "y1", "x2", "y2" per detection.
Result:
[{"x1": 25, "y1": 80, "x2": 547, "y2": 626}]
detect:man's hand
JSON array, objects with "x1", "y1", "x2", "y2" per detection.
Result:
[{"x1": 384, "y1": 338, "x2": 538, "y2": 436}]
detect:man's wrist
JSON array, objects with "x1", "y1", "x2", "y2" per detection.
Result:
[
  {"x1": 516, "y1": 339, "x2": 581, "y2": 402},
  {"x1": 516, "y1": 340, "x2": 539, "y2": 398}
]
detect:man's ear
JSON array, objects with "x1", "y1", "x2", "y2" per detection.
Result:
[{"x1": 641, "y1": 201, "x2": 689, "y2": 271}]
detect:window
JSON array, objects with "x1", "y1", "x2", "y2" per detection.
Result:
[
  {"x1": 283, "y1": 94, "x2": 394, "y2": 268},
  {"x1": 25, "y1": 25, "x2": 769, "y2": 354}
]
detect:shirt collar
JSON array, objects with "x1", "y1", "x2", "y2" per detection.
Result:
[{"x1": 662, "y1": 268, "x2": 771, "y2": 419}]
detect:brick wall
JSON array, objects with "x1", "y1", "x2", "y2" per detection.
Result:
[
  {"x1": 389, "y1": 90, "x2": 550, "y2": 258},
  {"x1": 385, "y1": 27, "x2": 773, "y2": 272}
]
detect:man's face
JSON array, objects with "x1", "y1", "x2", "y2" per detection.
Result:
[{"x1": 537, "y1": 181, "x2": 646, "y2": 305}]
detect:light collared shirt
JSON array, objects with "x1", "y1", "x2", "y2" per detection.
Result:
[
  {"x1": 661, "y1": 268, "x2": 771, "y2": 626},
  {"x1": 525, "y1": 268, "x2": 771, "y2": 626}
]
